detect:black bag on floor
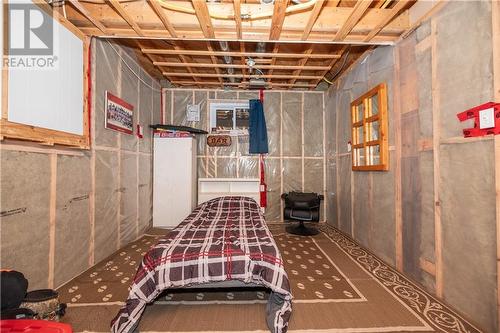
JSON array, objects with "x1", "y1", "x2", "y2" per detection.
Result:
[
  {"x1": 0, "y1": 270, "x2": 66, "y2": 320},
  {"x1": 0, "y1": 270, "x2": 28, "y2": 311},
  {"x1": 20, "y1": 289, "x2": 67, "y2": 321}
]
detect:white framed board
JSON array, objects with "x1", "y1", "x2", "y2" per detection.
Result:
[{"x1": 1, "y1": 0, "x2": 89, "y2": 148}]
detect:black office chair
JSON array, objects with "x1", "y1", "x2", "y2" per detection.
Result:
[{"x1": 281, "y1": 192, "x2": 324, "y2": 236}]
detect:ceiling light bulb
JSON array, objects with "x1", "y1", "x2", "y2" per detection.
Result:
[{"x1": 246, "y1": 58, "x2": 256, "y2": 67}]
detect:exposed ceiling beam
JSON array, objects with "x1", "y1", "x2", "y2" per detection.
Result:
[
  {"x1": 301, "y1": 0, "x2": 329, "y2": 40},
  {"x1": 233, "y1": 0, "x2": 243, "y2": 39},
  {"x1": 333, "y1": 0, "x2": 372, "y2": 41},
  {"x1": 294, "y1": 0, "x2": 337, "y2": 85},
  {"x1": 163, "y1": 72, "x2": 323, "y2": 80},
  {"x1": 133, "y1": 40, "x2": 172, "y2": 82},
  {"x1": 269, "y1": 0, "x2": 290, "y2": 40},
  {"x1": 171, "y1": 81, "x2": 317, "y2": 88},
  {"x1": 65, "y1": 4, "x2": 410, "y2": 42},
  {"x1": 253, "y1": 58, "x2": 273, "y2": 64},
  {"x1": 108, "y1": 0, "x2": 144, "y2": 37},
  {"x1": 148, "y1": 0, "x2": 178, "y2": 38},
  {"x1": 289, "y1": 46, "x2": 314, "y2": 85},
  {"x1": 267, "y1": 44, "x2": 280, "y2": 78},
  {"x1": 240, "y1": 42, "x2": 247, "y2": 82},
  {"x1": 136, "y1": 40, "x2": 201, "y2": 86},
  {"x1": 191, "y1": 1, "x2": 223, "y2": 86},
  {"x1": 192, "y1": 0, "x2": 216, "y2": 39},
  {"x1": 142, "y1": 49, "x2": 341, "y2": 59},
  {"x1": 76, "y1": 27, "x2": 401, "y2": 44},
  {"x1": 267, "y1": 0, "x2": 290, "y2": 76},
  {"x1": 67, "y1": 0, "x2": 109, "y2": 34},
  {"x1": 173, "y1": 44, "x2": 204, "y2": 85},
  {"x1": 364, "y1": 0, "x2": 410, "y2": 41},
  {"x1": 153, "y1": 61, "x2": 331, "y2": 71}
]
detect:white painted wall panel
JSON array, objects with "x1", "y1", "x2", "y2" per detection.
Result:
[{"x1": 7, "y1": 1, "x2": 84, "y2": 135}]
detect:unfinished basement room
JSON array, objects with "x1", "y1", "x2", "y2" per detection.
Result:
[{"x1": 1, "y1": 0, "x2": 499, "y2": 333}]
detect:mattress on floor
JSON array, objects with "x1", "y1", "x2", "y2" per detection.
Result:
[{"x1": 111, "y1": 196, "x2": 292, "y2": 333}]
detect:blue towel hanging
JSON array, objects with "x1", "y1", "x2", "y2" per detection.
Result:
[{"x1": 249, "y1": 99, "x2": 269, "y2": 154}]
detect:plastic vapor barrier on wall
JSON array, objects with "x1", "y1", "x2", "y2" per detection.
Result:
[
  {"x1": 324, "y1": 2, "x2": 498, "y2": 331},
  {"x1": 0, "y1": 38, "x2": 160, "y2": 290},
  {"x1": 163, "y1": 89, "x2": 327, "y2": 223}
]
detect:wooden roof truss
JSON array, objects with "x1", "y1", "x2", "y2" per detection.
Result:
[{"x1": 57, "y1": 0, "x2": 419, "y2": 90}]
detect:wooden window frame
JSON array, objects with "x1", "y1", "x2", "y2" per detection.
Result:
[
  {"x1": 1, "y1": 2, "x2": 90, "y2": 149},
  {"x1": 350, "y1": 83, "x2": 388, "y2": 171}
]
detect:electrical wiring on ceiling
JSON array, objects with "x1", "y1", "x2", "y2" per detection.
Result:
[{"x1": 322, "y1": 47, "x2": 351, "y2": 86}]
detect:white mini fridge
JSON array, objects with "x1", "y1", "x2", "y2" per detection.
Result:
[{"x1": 153, "y1": 137, "x2": 197, "y2": 228}]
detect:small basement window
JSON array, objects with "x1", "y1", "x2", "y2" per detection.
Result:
[
  {"x1": 350, "y1": 83, "x2": 389, "y2": 171},
  {"x1": 209, "y1": 100, "x2": 249, "y2": 135}
]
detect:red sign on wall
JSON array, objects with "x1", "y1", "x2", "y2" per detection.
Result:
[
  {"x1": 457, "y1": 102, "x2": 500, "y2": 138},
  {"x1": 105, "y1": 91, "x2": 134, "y2": 135}
]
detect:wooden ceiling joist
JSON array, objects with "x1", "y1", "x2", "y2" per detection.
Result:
[
  {"x1": 239, "y1": 42, "x2": 247, "y2": 83},
  {"x1": 289, "y1": 0, "x2": 335, "y2": 86},
  {"x1": 301, "y1": 0, "x2": 328, "y2": 40},
  {"x1": 153, "y1": 62, "x2": 330, "y2": 71},
  {"x1": 171, "y1": 81, "x2": 317, "y2": 88},
  {"x1": 191, "y1": 1, "x2": 223, "y2": 86},
  {"x1": 136, "y1": 40, "x2": 202, "y2": 85},
  {"x1": 334, "y1": 0, "x2": 373, "y2": 41},
  {"x1": 289, "y1": 46, "x2": 314, "y2": 86},
  {"x1": 67, "y1": 0, "x2": 108, "y2": 34},
  {"x1": 148, "y1": 0, "x2": 178, "y2": 38},
  {"x1": 68, "y1": 2, "x2": 410, "y2": 43},
  {"x1": 269, "y1": 0, "x2": 290, "y2": 41},
  {"x1": 60, "y1": 0, "x2": 420, "y2": 89},
  {"x1": 364, "y1": 0, "x2": 410, "y2": 42},
  {"x1": 142, "y1": 49, "x2": 340, "y2": 59},
  {"x1": 233, "y1": 0, "x2": 243, "y2": 40},
  {"x1": 192, "y1": 0, "x2": 216, "y2": 39},
  {"x1": 108, "y1": 0, "x2": 144, "y2": 37},
  {"x1": 145, "y1": 0, "x2": 198, "y2": 81},
  {"x1": 267, "y1": 0, "x2": 289, "y2": 78},
  {"x1": 267, "y1": 44, "x2": 280, "y2": 78},
  {"x1": 163, "y1": 72, "x2": 323, "y2": 80},
  {"x1": 173, "y1": 46, "x2": 204, "y2": 85}
]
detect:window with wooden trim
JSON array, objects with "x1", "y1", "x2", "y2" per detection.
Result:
[{"x1": 350, "y1": 83, "x2": 388, "y2": 171}]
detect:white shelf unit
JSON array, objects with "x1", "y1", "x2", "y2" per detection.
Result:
[
  {"x1": 153, "y1": 137, "x2": 197, "y2": 228},
  {"x1": 198, "y1": 178, "x2": 260, "y2": 205}
]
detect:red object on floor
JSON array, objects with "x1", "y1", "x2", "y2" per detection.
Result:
[
  {"x1": 0, "y1": 320, "x2": 72, "y2": 333},
  {"x1": 457, "y1": 102, "x2": 500, "y2": 137}
]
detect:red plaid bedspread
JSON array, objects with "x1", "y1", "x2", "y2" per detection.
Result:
[{"x1": 111, "y1": 196, "x2": 292, "y2": 333}]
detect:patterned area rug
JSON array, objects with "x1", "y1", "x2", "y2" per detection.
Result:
[
  {"x1": 58, "y1": 228, "x2": 363, "y2": 305},
  {"x1": 318, "y1": 225, "x2": 483, "y2": 333},
  {"x1": 57, "y1": 224, "x2": 484, "y2": 333}
]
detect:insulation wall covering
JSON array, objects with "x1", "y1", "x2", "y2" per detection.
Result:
[
  {"x1": 0, "y1": 38, "x2": 160, "y2": 289},
  {"x1": 325, "y1": 2, "x2": 497, "y2": 332},
  {"x1": 162, "y1": 89, "x2": 327, "y2": 223}
]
